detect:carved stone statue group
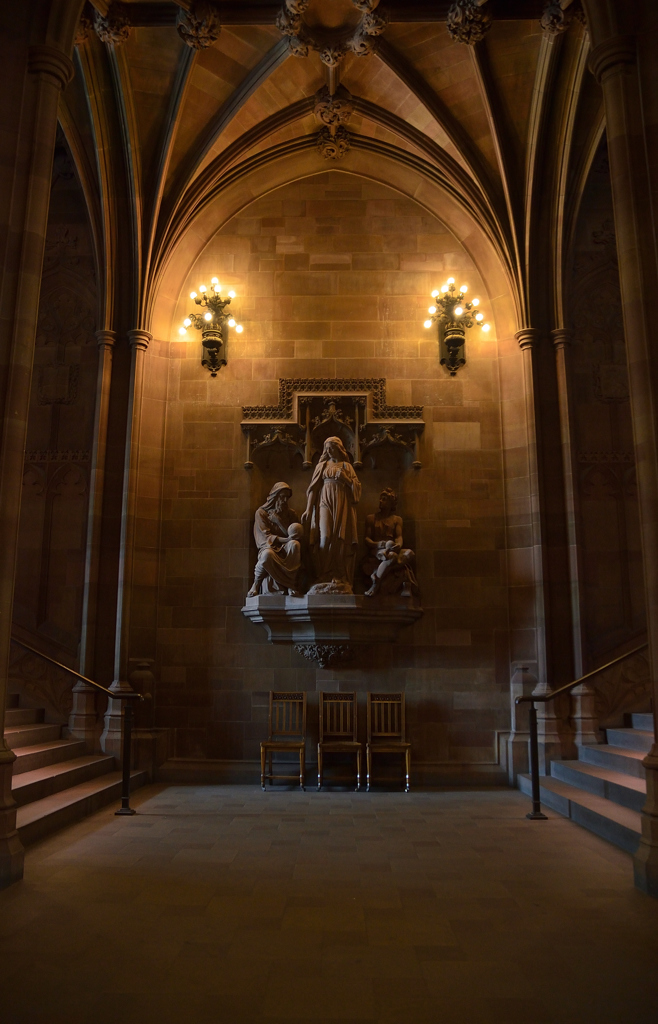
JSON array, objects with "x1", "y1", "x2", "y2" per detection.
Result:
[{"x1": 247, "y1": 436, "x2": 417, "y2": 599}]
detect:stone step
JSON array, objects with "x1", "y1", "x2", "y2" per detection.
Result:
[
  {"x1": 5, "y1": 706, "x2": 44, "y2": 727},
  {"x1": 5, "y1": 722, "x2": 61, "y2": 749},
  {"x1": 7, "y1": 693, "x2": 19, "y2": 709},
  {"x1": 631, "y1": 713, "x2": 654, "y2": 732},
  {"x1": 11, "y1": 755, "x2": 116, "y2": 807},
  {"x1": 577, "y1": 742, "x2": 647, "y2": 778},
  {"x1": 518, "y1": 774, "x2": 641, "y2": 854},
  {"x1": 605, "y1": 727, "x2": 653, "y2": 753},
  {"x1": 12, "y1": 738, "x2": 87, "y2": 775},
  {"x1": 551, "y1": 759, "x2": 646, "y2": 812},
  {"x1": 17, "y1": 770, "x2": 149, "y2": 846}
]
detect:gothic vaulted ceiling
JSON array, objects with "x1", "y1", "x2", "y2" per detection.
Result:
[{"x1": 63, "y1": 1, "x2": 602, "y2": 333}]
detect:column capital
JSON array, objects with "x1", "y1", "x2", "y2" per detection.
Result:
[
  {"x1": 551, "y1": 327, "x2": 573, "y2": 350},
  {"x1": 515, "y1": 327, "x2": 539, "y2": 351},
  {"x1": 27, "y1": 45, "x2": 74, "y2": 91},
  {"x1": 588, "y1": 36, "x2": 636, "y2": 85},
  {"x1": 127, "y1": 329, "x2": 152, "y2": 352},
  {"x1": 94, "y1": 329, "x2": 116, "y2": 352}
]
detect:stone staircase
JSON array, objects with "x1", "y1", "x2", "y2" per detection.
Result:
[
  {"x1": 5, "y1": 693, "x2": 147, "y2": 844},
  {"x1": 519, "y1": 712, "x2": 653, "y2": 853}
]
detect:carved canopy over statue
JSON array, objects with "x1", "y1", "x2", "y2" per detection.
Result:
[{"x1": 302, "y1": 436, "x2": 361, "y2": 594}]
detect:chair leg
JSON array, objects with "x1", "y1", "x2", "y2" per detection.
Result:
[
  {"x1": 268, "y1": 751, "x2": 273, "y2": 785},
  {"x1": 355, "y1": 747, "x2": 361, "y2": 791},
  {"x1": 300, "y1": 747, "x2": 305, "y2": 790},
  {"x1": 317, "y1": 746, "x2": 322, "y2": 791},
  {"x1": 366, "y1": 746, "x2": 371, "y2": 792},
  {"x1": 260, "y1": 746, "x2": 266, "y2": 791},
  {"x1": 405, "y1": 748, "x2": 411, "y2": 792}
]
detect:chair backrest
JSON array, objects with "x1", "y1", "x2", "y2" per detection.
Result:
[
  {"x1": 269, "y1": 691, "x2": 307, "y2": 740},
  {"x1": 367, "y1": 692, "x2": 405, "y2": 742},
  {"x1": 319, "y1": 692, "x2": 357, "y2": 742}
]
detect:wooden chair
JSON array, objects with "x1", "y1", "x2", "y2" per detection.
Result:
[
  {"x1": 366, "y1": 692, "x2": 411, "y2": 792},
  {"x1": 317, "y1": 692, "x2": 362, "y2": 791},
  {"x1": 260, "y1": 691, "x2": 306, "y2": 790}
]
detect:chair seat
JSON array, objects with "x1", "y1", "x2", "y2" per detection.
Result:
[
  {"x1": 318, "y1": 740, "x2": 362, "y2": 752},
  {"x1": 367, "y1": 741, "x2": 411, "y2": 752},
  {"x1": 261, "y1": 740, "x2": 305, "y2": 751}
]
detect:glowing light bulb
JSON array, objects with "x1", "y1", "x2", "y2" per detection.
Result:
[
  {"x1": 441, "y1": 285, "x2": 449, "y2": 293},
  {"x1": 431, "y1": 289, "x2": 439, "y2": 298},
  {"x1": 475, "y1": 312, "x2": 484, "y2": 321},
  {"x1": 178, "y1": 327, "x2": 187, "y2": 336},
  {"x1": 183, "y1": 317, "x2": 191, "y2": 327},
  {"x1": 190, "y1": 291, "x2": 197, "y2": 299},
  {"x1": 428, "y1": 306, "x2": 436, "y2": 315},
  {"x1": 228, "y1": 318, "x2": 236, "y2": 328},
  {"x1": 447, "y1": 277, "x2": 455, "y2": 284},
  {"x1": 211, "y1": 276, "x2": 218, "y2": 284},
  {"x1": 236, "y1": 324, "x2": 243, "y2": 333},
  {"x1": 199, "y1": 284, "x2": 207, "y2": 293},
  {"x1": 213, "y1": 285, "x2": 220, "y2": 293},
  {"x1": 482, "y1": 323, "x2": 491, "y2": 332},
  {"x1": 454, "y1": 306, "x2": 463, "y2": 316},
  {"x1": 204, "y1": 312, "x2": 212, "y2": 321},
  {"x1": 472, "y1": 298, "x2": 480, "y2": 307},
  {"x1": 423, "y1": 320, "x2": 432, "y2": 329},
  {"x1": 460, "y1": 285, "x2": 468, "y2": 293},
  {"x1": 228, "y1": 290, "x2": 236, "y2": 299}
]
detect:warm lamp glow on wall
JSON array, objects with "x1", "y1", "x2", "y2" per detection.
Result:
[
  {"x1": 423, "y1": 278, "x2": 490, "y2": 375},
  {"x1": 178, "y1": 277, "x2": 243, "y2": 377}
]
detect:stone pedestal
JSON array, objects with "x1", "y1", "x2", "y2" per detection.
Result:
[{"x1": 242, "y1": 593, "x2": 423, "y2": 667}]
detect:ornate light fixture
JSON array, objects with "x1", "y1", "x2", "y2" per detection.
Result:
[
  {"x1": 178, "y1": 277, "x2": 243, "y2": 377},
  {"x1": 423, "y1": 278, "x2": 490, "y2": 376}
]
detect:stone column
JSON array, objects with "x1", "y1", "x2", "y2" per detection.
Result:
[
  {"x1": 0, "y1": 42, "x2": 73, "y2": 888},
  {"x1": 588, "y1": 18, "x2": 658, "y2": 896},
  {"x1": 70, "y1": 330, "x2": 117, "y2": 750},
  {"x1": 552, "y1": 329, "x2": 596, "y2": 753},
  {"x1": 552, "y1": 329, "x2": 585, "y2": 678},
  {"x1": 101, "y1": 329, "x2": 152, "y2": 756},
  {"x1": 515, "y1": 328, "x2": 562, "y2": 771}
]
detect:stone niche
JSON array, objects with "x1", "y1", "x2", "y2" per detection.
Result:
[{"x1": 241, "y1": 378, "x2": 424, "y2": 665}]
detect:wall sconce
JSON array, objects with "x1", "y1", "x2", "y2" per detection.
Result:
[
  {"x1": 423, "y1": 278, "x2": 490, "y2": 376},
  {"x1": 178, "y1": 277, "x2": 243, "y2": 377}
]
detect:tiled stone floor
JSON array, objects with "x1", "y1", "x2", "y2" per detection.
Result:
[{"x1": 2, "y1": 784, "x2": 658, "y2": 1024}]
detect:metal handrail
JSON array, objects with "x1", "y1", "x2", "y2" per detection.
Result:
[
  {"x1": 516, "y1": 641, "x2": 649, "y2": 819},
  {"x1": 10, "y1": 633, "x2": 151, "y2": 815},
  {"x1": 11, "y1": 636, "x2": 144, "y2": 701}
]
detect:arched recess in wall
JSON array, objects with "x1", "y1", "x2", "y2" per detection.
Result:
[{"x1": 137, "y1": 152, "x2": 531, "y2": 766}]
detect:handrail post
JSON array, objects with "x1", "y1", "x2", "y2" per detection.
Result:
[
  {"x1": 526, "y1": 703, "x2": 547, "y2": 821},
  {"x1": 115, "y1": 700, "x2": 136, "y2": 816}
]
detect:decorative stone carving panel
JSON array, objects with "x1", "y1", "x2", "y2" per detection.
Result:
[{"x1": 242, "y1": 378, "x2": 424, "y2": 470}]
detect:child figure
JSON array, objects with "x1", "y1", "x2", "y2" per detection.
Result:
[{"x1": 247, "y1": 521, "x2": 304, "y2": 598}]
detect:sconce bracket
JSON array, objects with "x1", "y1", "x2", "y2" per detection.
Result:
[
  {"x1": 440, "y1": 323, "x2": 466, "y2": 376},
  {"x1": 200, "y1": 326, "x2": 227, "y2": 378}
]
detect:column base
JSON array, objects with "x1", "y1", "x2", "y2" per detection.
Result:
[
  {"x1": 633, "y1": 749, "x2": 658, "y2": 898},
  {"x1": 100, "y1": 679, "x2": 133, "y2": 758},
  {"x1": 507, "y1": 734, "x2": 530, "y2": 784},
  {"x1": 0, "y1": 750, "x2": 23, "y2": 889}
]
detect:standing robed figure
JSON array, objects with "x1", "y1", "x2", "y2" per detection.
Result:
[{"x1": 302, "y1": 436, "x2": 361, "y2": 592}]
